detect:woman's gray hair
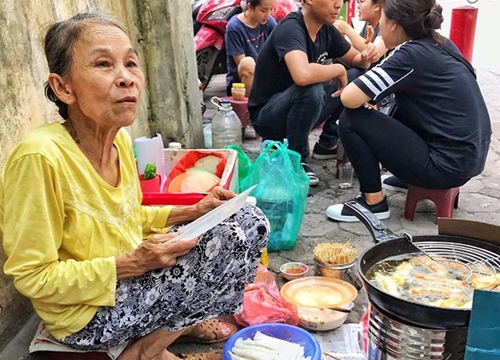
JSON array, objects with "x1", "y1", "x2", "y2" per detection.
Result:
[{"x1": 43, "y1": 12, "x2": 126, "y2": 120}]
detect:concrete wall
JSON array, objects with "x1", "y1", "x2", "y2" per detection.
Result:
[{"x1": 0, "y1": 0, "x2": 202, "y2": 348}]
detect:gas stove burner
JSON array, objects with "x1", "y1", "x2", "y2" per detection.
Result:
[{"x1": 367, "y1": 304, "x2": 467, "y2": 360}]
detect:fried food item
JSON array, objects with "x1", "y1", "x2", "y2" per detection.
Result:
[
  {"x1": 430, "y1": 299, "x2": 472, "y2": 309},
  {"x1": 414, "y1": 273, "x2": 468, "y2": 287},
  {"x1": 471, "y1": 273, "x2": 500, "y2": 290},
  {"x1": 364, "y1": 25, "x2": 374, "y2": 44},
  {"x1": 410, "y1": 256, "x2": 470, "y2": 279},
  {"x1": 410, "y1": 286, "x2": 465, "y2": 299},
  {"x1": 371, "y1": 255, "x2": 475, "y2": 308}
]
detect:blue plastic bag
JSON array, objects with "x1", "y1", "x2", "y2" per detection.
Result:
[{"x1": 241, "y1": 140, "x2": 310, "y2": 252}]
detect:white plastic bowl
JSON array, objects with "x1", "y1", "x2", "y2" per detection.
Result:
[{"x1": 297, "y1": 302, "x2": 355, "y2": 331}]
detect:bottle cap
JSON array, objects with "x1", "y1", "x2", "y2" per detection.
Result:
[
  {"x1": 220, "y1": 99, "x2": 233, "y2": 110},
  {"x1": 245, "y1": 196, "x2": 257, "y2": 206},
  {"x1": 168, "y1": 142, "x2": 182, "y2": 149},
  {"x1": 232, "y1": 83, "x2": 245, "y2": 89}
]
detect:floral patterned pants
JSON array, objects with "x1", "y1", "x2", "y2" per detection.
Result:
[{"x1": 60, "y1": 205, "x2": 269, "y2": 350}]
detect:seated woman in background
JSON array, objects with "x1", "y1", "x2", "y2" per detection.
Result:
[
  {"x1": 326, "y1": 0, "x2": 491, "y2": 222},
  {"x1": 1, "y1": 12, "x2": 269, "y2": 360},
  {"x1": 334, "y1": 0, "x2": 387, "y2": 61},
  {"x1": 225, "y1": 0, "x2": 277, "y2": 97}
]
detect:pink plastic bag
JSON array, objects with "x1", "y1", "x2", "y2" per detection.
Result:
[{"x1": 234, "y1": 266, "x2": 299, "y2": 327}]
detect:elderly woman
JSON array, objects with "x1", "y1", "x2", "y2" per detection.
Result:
[
  {"x1": 1, "y1": 12, "x2": 269, "y2": 360},
  {"x1": 326, "y1": 0, "x2": 491, "y2": 222}
]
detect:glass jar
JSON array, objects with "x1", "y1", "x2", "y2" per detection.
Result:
[{"x1": 231, "y1": 83, "x2": 246, "y2": 100}]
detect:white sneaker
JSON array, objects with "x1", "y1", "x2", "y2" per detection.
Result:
[{"x1": 326, "y1": 194, "x2": 390, "y2": 222}]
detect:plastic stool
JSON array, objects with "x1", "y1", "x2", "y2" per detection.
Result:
[
  {"x1": 404, "y1": 185, "x2": 460, "y2": 224},
  {"x1": 222, "y1": 96, "x2": 250, "y2": 137}
]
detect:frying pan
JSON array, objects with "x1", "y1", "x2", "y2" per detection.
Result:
[{"x1": 345, "y1": 201, "x2": 500, "y2": 329}]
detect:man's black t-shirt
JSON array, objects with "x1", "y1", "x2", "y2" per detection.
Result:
[
  {"x1": 248, "y1": 11, "x2": 351, "y2": 121},
  {"x1": 353, "y1": 39, "x2": 491, "y2": 179}
]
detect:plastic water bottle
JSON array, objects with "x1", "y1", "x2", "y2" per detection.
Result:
[
  {"x1": 257, "y1": 185, "x2": 295, "y2": 252},
  {"x1": 165, "y1": 142, "x2": 182, "y2": 179},
  {"x1": 210, "y1": 97, "x2": 242, "y2": 149},
  {"x1": 203, "y1": 123, "x2": 212, "y2": 149}
]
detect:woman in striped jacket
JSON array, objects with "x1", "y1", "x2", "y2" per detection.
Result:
[{"x1": 326, "y1": 0, "x2": 491, "y2": 222}]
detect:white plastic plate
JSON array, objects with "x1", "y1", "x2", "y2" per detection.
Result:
[{"x1": 170, "y1": 185, "x2": 257, "y2": 241}]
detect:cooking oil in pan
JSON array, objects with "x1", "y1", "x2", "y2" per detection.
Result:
[{"x1": 366, "y1": 253, "x2": 475, "y2": 308}]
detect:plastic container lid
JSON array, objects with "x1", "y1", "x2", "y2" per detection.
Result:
[
  {"x1": 245, "y1": 196, "x2": 257, "y2": 206},
  {"x1": 232, "y1": 83, "x2": 245, "y2": 89},
  {"x1": 168, "y1": 142, "x2": 182, "y2": 149}
]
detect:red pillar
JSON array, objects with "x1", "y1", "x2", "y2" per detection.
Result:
[
  {"x1": 449, "y1": 6, "x2": 478, "y2": 62},
  {"x1": 347, "y1": 0, "x2": 356, "y2": 25}
]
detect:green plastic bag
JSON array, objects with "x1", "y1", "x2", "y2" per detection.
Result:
[
  {"x1": 225, "y1": 144, "x2": 253, "y2": 192},
  {"x1": 241, "y1": 140, "x2": 310, "y2": 252}
]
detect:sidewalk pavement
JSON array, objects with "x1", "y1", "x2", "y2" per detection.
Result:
[
  {"x1": 175, "y1": 67, "x2": 500, "y2": 355},
  {"x1": 1, "y1": 67, "x2": 499, "y2": 359}
]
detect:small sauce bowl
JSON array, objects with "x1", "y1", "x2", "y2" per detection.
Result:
[{"x1": 280, "y1": 262, "x2": 309, "y2": 281}]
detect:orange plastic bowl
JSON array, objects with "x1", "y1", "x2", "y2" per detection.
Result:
[{"x1": 168, "y1": 170, "x2": 220, "y2": 193}]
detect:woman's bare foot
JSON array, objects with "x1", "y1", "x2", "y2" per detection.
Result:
[
  {"x1": 176, "y1": 318, "x2": 237, "y2": 344},
  {"x1": 118, "y1": 328, "x2": 184, "y2": 360}
]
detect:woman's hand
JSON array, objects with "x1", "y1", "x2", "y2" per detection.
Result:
[
  {"x1": 164, "y1": 187, "x2": 236, "y2": 226},
  {"x1": 331, "y1": 65, "x2": 348, "y2": 98},
  {"x1": 116, "y1": 232, "x2": 198, "y2": 278},
  {"x1": 194, "y1": 186, "x2": 236, "y2": 216},
  {"x1": 361, "y1": 43, "x2": 380, "y2": 64}
]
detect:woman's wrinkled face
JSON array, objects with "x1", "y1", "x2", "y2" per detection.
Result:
[
  {"x1": 249, "y1": 0, "x2": 276, "y2": 24},
  {"x1": 66, "y1": 23, "x2": 144, "y2": 128},
  {"x1": 357, "y1": 0, "x2": 379, "y2": 22}
]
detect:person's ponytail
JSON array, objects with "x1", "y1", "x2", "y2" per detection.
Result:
[
  {"x1": 384, "y1": 0, "x2": 445, "y2": 44},
  {"x1": 425, "y1": 4, "x2": 445, "y2": 43}
]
